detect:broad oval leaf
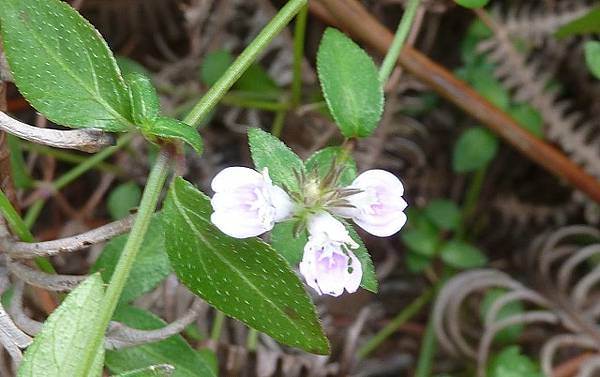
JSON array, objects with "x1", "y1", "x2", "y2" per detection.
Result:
[
  {"x1": 440, "y1": 240, "x2": 487, "y2": 269},
  {"x1": 163, "y1": 178, "x2": 329, "y2": 355},
  {"x1": 452, "y1": 127, "x2": 498, "y2": 173},
  {"x1": 106, "y1": 306, "x2": 216, "y2": 377},
  {"x1": 107, "y1": 182, "x2": 142, "y2": 220},
  {"x1": 18, "y1": 274, "x2": 105, "y2": 377},
  {"x1": 248, "y1": 128, "x2": 304, "y2": 193},
  {"x1": 126, "y1": 73, "x2": 160, "y2": 125},
  {"x1": 271, "y1": 221, "x2": 308, "y2": 266},
  {"x1": 585, "y1": 41, "x2": 600, "y2": 80},
  {"x1": 143, "y1": 117, "x2": 204, "y2": 154},
  {"x1": 92, "y1": 217, "x2": 171, "y2": 304},
  {"x1": 0, "y1": 0, "x2": 133, "y2": 131},
  {"x1": 317, "y1": 28, "x2": 384, "y2": 138}
]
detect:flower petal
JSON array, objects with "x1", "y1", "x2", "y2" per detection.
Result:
[
  {"x1": 210, "y1": 210, "x2": 271, "y2": 238},
  {"x1": 352, "y1": 169, "x2": 404, "y2": 196},
  {"x1": 354, "y1": 211, "x2": 407, "y2": 237},
  {"x1": 211, "y1": 166, "x2": 263, "y2": 193},
  {"x1": 270, "y1": 185, "x2": 294, "y2": 222}
]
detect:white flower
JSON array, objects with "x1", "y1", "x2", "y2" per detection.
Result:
[
  {"x1": 335, "y1": 169, "x2": 407, "y2": 237},
  {"x1": 299, "y1": 212, "x2": 362, "y2": 297},
  {"x1": 210, "y1": 167, "x2": 294, "y2": 238}
]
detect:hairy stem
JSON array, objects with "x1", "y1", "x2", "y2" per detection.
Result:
[
  {"x1": 378, "y1": 0, "x2": 421, "y2": 84},
  {"x1": 291, "y1": 4, "x2": 309, "y2": 107}
]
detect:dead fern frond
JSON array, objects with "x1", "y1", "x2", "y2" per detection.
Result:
[
  {"x1": 476, "y1": 10, "x2": 600, "y2": 179},
  {"x1": 433, "y1": 226, "x2": 600, "y2": 377},
  {"x1": 491, "y1": 2, "x2": 593, "y2": 46}
]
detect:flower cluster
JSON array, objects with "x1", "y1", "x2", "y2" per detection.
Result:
[{"x1": 210, "y1": 166, "x2": 407, "y2": 297}]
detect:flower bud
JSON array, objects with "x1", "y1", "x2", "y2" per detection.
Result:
[
  {"x1": 299, "y1": 212, "x2": 362, "y2": 297},
  {"x1": 210, "y1": 167, "x2": 293, "y2": 238}
]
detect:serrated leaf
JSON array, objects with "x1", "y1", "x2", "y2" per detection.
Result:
[
  {"x1": 304, "y1": 147, "x2": 357, "y2": 187},
  {"x1": 271, "y1": 221, "x2": 308, "y2": 266},
  {"x1": 424, "y1": 199, "x2": 461, "y2": 231},
  {"x1": 92, "y1": 217, "x2": 171, "y2": 303},
  {"x1": 107, "y1": 182, "x2": 142, "y2": 220},
  {"x1": 487, "y1": 346, "x2": 544, "y2": 377},
  {"x1": 126, "y1": 73, "x2": 160, "y2": 125},
  {"x1": 452, "y1": 127, "x2": 498, "y2": 173},
  {"x1": 18, "y1": 274, "x2": 105, "y2": 377},
  {"x1": 248, "y1": 128, "x2": 304, "y2": 193},
  {"x1": 584, "y1": 41, "x2": 600, "y2": 80},
  {"x1": 106, "y1": 306, "x2": 215, "y2": 377},
  {"x1": 317, "y1": 28, "x2": 383, "y2": 138},
  {"x1": 163, "y1": 178, "x2": 329, "y2": 355},
  {"x1": 480, "y1": 289, "x2": 524, "y2": 344},
  {"x1": 344, "y1": 222, "x2": 378, "y2": 293},
  {"x1": 440, "y1": 240, "x2": 487, "y2": 269},
  {"x1": 143, "y1": 117, "x2": 203, "y2": 154},
  {"x1": 0, "y1": 0, "x2": 132, "y2": 131}
]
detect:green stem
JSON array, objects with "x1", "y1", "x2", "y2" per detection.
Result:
[
  {"x1": 414, "y1": 314, "x2": 437, "y2": 377},
  {"x1": 246, "y1": 328, "x2": 259, "y2": 351},
  {"x1": 23, "y1": 134, "x2": 133, "y2": 228},
  {"x1": 357, "y1": 287, "x2": 434, "y2": 360},
  {"x1": 210, "y1": 311, "x2": 226, "y2": 343},
  {"x1": 458, "y1": 166, "x2": 487, "y2": 239},
  {"x1": 291, "y1": 4, "x2": 308, "y2": 107},
  {"x1": 0, "y1": 189, "x2": 34, "y2": 242},
  {"x1": 184, "y1": 0, "x2": 307, "y2": 127},
  {"x1": 76, "y1": 151, "x2": 170, "y2": 377},
  {"x1": 271, "y1": 107, "x2": 288, "y2": 138},
  {"x1": 378, "y1": 0, "x2": 421, "y2": 84},
  {"x1": 221, "y1": 95, "x2": 289, "y2": 112}
]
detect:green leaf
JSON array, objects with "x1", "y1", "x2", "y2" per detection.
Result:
[
  {"x1": 7, "y1": 135, "x2": 34, "y2": 189},
  {"x1": 487, "y1": 346, "x2": 544, "y2": 377},
  {"x1": 556, "y1": 7, "x2": 600, "y2": 38},
  {"x1": 112, "y1": 365, "x2": 174, "y2": 377},
  {"x1": 200, "y1": 50, "x2": 234, "y2": 87},
  {"x1": 305, "y1": 147, "x2": 357, "y2": 186},
  {"x1": 440, "y1": 240, "x2": 487, "y2": 269},
  {"x1": 584, "y1": 41, "x2": 600, "y2": 80},
  {"x1": 106, "y1": 306, "x2": 216, "y2": 377},
  {"x1": 117, "y1": 56, "x2": 152, "y2": 77},
  {"x1": 107, "y1": 182, "x2": 142, "y2": 220},
  {"x1": 126, "y1": 73, "x2": 160, "y2": 125},
  {"x1": 163, "y1": 178, "x2": 329, "y2": 355},
  {"x1": 454, "y1": 0, "x2": 490, "y2": 9},
  {"x1": 18, "y1": 274, "x2": 105, "y2": 377},
  {"x1": 317, "y1": 28, "x2": 384, "y2": 138},
  {"x1": 248, "y1": 128, "x2": 304, "y2": 193},
  {"x1": 480, "y1": 289, "x2": 524, "y2": 344},
  {"x1": 452, "y1": 127, "x2": 498, "y2": 173},
  {"x1": 0, "y1": 0, "x2": 132, "y2": 131},
  {"x1": 401, "y1": 228, "x2": 439, "y2": 257},
  {"x1": 424, "y1": 199, "x2": 462, "y2": 231},
  {"x1": 271, "y1": 221, "x2": 308, "y2": 266},
  {"x1": 143, "y1": 117, "x2": 204, "y2": 154},
  {"x1": 92, "y1": 217, "x2": 171, "y2": 304},
  {"x1": 468, "y1": 67, "x2": 510, "y2": 110},
  {"x1": 345, "y1": 222, "x2": 378, "y2": 293},
  {"x1": 406, "y1": 251, "x2": 432, "y2": 273},
  {"x1": 508, "y1": 104, "x2": 543, "y2": 137}
]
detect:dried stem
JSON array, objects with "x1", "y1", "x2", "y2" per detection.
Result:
[
  {"x1": 0, "y1": 111, "x2": 115, "y2": 153},
  {"x1": 3, "y1": 215, "x2": 134, "y2": 258}
]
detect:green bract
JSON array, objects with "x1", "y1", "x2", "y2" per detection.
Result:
[
  {"x1": 18, "y1": 274, "x2": 105, "y2": 377},
  {"x1": 0, "y1": 0, "x2": 133, "y2": 131},
  {"x1": 163, "y1": 178, "x2": 330, "y2": 355},
  {"x1": 142, "y1": 117, "x2": 204, "y2": 154},
  {"x1": 317, "y1": 28, "x2": 384, "y2": 138}
]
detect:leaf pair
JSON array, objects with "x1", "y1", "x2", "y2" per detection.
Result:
[{"x1": 0, "y1": 0, "x2": 202, "y2": 153}]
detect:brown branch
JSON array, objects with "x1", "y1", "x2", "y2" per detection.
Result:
[{"x1": 310, "y1": 0, "x2": 600, "y2": 203}]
